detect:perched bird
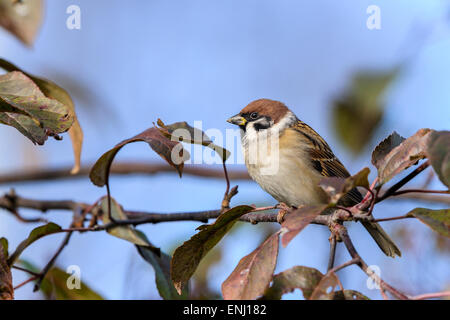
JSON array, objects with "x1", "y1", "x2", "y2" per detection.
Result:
[{"x1": 227, "y1": 98, "x2": 401, "y2": 258}]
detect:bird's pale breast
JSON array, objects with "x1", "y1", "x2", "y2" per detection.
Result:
[{"x1": 243, "y1": 128, "x2": 327, "y2": 207}]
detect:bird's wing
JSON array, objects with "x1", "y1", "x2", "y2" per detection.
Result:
[{"x1": 291, "y1": 120, "x2": 362, "y2": 205}]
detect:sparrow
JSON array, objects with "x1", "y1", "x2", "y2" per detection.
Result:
[{"x1": 227, "y1": 98, "x2": 401, "y2": 258}]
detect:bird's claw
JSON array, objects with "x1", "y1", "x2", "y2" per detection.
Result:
[{"x1": 276, "y1": 202, "x2": 291, "y2": 224}]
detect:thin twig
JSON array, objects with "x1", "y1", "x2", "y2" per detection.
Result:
[
  {"x1": 33, "y1": 231, "x2": 73, "y2": 292},
  {"x1": 373, "y1": 215, "x2": 414, "y2": 223},
  {"x1": 377, "y1": 161, "x2": 430, "y2": 203},
  {"x1": 410, "y1": 291, "x2": 450, "y2": 300},
  {"x1": 390, "y1": 189, "x2": 449, "y2": 196},
  {"x1": 0, "y1": 162, "x2": 250, "y2": 185},
  {"x1": 327, "y1": 257, "x2": 360, "y2": 275},
  {"x1": 327, "y1": 235, "x2": 337, "y2": 272},
  {"x1": 12, "y1": 265, "x2": 40, "y2": 277},
  {"x1": 332, "y1": 223, "x2": 409, "y2": 300},
  {"x1": 14, "y1": 276, "x2": 39, "y2": 290}
]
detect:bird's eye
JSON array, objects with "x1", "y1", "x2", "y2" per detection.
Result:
[{"x1": 250, "y1": 112, "x2": 258, "y2": 119}]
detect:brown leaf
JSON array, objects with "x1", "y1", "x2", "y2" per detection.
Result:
[
  {"x1": 426, "y1": 130, "x2": 450, "y2": 188},
  {"x1": 171, "y1": 205, "x2": 253, "y2": 295},
  {"x1": 89, "y1": 127, "x2": 189, "y2": 187},
  {"x1": 372, "y1": 129, "x2": 432, "y2": 184},
  {"x1": 309, "y1": 272, "x2": 340, "y2": 300},
  {"x1": 319, "y1": 167, "x2": 370, "y2": 205},
  {"x1": 262, "y1": 266, "x2": 324, "y2": 300},
  {"x1": 371, "y1": 132, "x2": 405, "y2": 168},
  {"x1": 157, "y1": 119, "x2": 231, "y2": 162},
  {"x1": 0, "y1": 239, "x2": 13, "y2": 300},
  {"x1": 280, "y1": 205, "x2": 328, "y2": 247},
  {"x1": 222, "y1": 232, "x2": 279, "y2": 300},
  {"x1": 0, "y1": 0, "x2": 43, "y2": 46}
]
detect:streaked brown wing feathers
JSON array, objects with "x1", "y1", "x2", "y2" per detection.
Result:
[{"x1": 291, "y1": 120, "x2": 363, "y2": 205}]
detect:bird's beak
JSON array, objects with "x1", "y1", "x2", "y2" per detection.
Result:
[{"x1": 227, "y1": 114, "x2": 246, "y2": 126}]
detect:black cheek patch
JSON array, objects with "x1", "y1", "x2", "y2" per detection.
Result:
[{"x1": 254, "y1": 116, "x2": 272, "y2": 131}]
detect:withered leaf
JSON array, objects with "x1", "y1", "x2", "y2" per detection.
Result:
[
  {"x1": 372, "y1": 129, "x2": 432, "y2": 184},
  {"x1": 262, "y1": 266, "x2": 324, "y2": 300},
  {"x1": 157, "y1": 119, "x2": 231, "y2": 162},
  {"x1": 90, "y1": 127, "x2": 189, "y2": 187},
  {"x1": 321, "y1": 290, "x2": 369, "y2": 300},
  {"x1": 425, "y1": 130, "x2": 450, "y2": 188},
  {"x1": 0, "y1": 0, "x2": 43, "y2": 46},
  {"x1": 0, "y1": 58, "x2": 83, "y2": 173},
  {"x1": 222, "y1": 232, "x2": 279, "y2": 300},
  {"x1": 309, "y1": 272, "x2": 340, "y2": 300},
  {"x1": 171, "y1": 205, "x2": 253, "y2": 295},
  {"x1": 281, "y1": 205, "x2": 328, "y2": 247},
  {"x1": 371, "y1": 131, "x2": 405, "y2": 168},
  {"x1": 407, "y1": 208, "x2": 450, "y2": 238}
]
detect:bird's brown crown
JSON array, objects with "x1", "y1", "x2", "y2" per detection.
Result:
[{"x1": 240, "y1": 99, "x2": 289, "y2": 124}]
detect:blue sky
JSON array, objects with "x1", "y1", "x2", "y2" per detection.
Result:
[{"x1": 0, "y1": 0, "x2": 449, "y2": 299}]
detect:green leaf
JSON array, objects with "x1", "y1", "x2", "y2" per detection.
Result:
[
  {"x1": 0, "y1": 240, "x2": 13, "y2": 300},
  {"x1": 19, "y1": 260, "x2": 103, "y2": 300},
  {"x1": 371, "y1": 129, "x2": 431, "y2": 184},
  {"x1": 157, "y1": 119, "x2": 231, "y2": 162},
  {"x1": 0, "y1": 0, "x2": 43, "y2": 46},
  {"x1": 426, "y1": 130, "x2": 450, "y2": 188},
  {"x1": 100, "y1": 197, "x2": 160, "y2": 253},
  {"x1": 171, "y1": 205, "x2": 253, "y2": 295},
  {"x1": 407, "y1": 208, "x2": 450, "y2": 238},
  {"x1": 222, "y1": 232, "x2": 279, "y2": 300},
  {"x1": 332, "y1": 70, "x2": 398, "y2": 154},
  {"x1": 89, "y1": 127, "x2": 189, "y2": 187},
  {"x1": 7, "y1": 223, "x2": 62, "y2": 265},
  {"x1": 135, "y1": 231, "x2": 188, "y2": 300},
  {"x1": 280, "y1": 205, "x2": 328, "y2": 247},
  {"x1": 262, "y1": 266, "x2": 323, "y2": 300},
  {"x1": 0, "y1": 58, "x2": 83, "y2": 173}
]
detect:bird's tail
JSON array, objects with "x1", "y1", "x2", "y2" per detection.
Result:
[{"x1": 361, "y1": 221, "x2": 401, "y2": 258}]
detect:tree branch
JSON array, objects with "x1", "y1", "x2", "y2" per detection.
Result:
[
  {"x1": 332, "y1": 223, "x2": 409, "y2": 300},
  {"x1": 376, "y1": 161, "x2": 431, "y2": 203},
  {"x1": 0, "y1": 162, "x2": 250, "y2": 184}
]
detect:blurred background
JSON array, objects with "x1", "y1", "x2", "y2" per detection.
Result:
[{"x1": 0, "y1": 0, "x2": 449, "y2": 299}]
